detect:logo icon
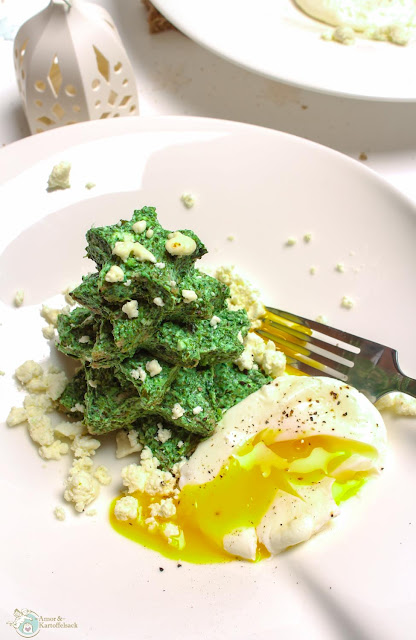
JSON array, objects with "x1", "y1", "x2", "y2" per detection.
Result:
[{"x1": 7, "y1": 609, "x2": 40, "y2": 638}]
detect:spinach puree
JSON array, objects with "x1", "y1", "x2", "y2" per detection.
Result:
[{"x1": 57, "y1": 207, "x2": 271, "y2": 467}]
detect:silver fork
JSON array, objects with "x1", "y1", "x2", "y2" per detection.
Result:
[{"x1": 256, "y1": 307, "x2": 416, "y2": 404}]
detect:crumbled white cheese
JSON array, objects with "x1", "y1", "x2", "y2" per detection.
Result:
[
  {"x1": 124, "y1": 279, "x2": 132, "y2": 287},
  {"x1": 54, "y1": 506, "x2": 66, "y2": 521},
  {"x1": 341, "y1": 295, "x2": 355, "y2": 309},
  {"x1": 171, "y1": 460, "x2": 186, "y2": 478},
  {"x1": 71, "y1": 434, "x2": 101, "y2": 458},
  {"x1": 14, "y1": 376, "x2": 58, "y2": 447},
  {"x1": 131, "y1": 366, "x2": 146, "y2": 382},
  {"x1": 332, "y1": 25, "x2": 356, "y2": 45},
  {"x1": 157, "y1": 424, "x2": 171, "y2": 443},
  {"x1": 24, "y1": 369, "x2": 68, "y2": 401},
  {"x1": 42, "y1": 324, "x2": 56, "y2": 340},
  {"x1": 47, "y1": 161, "x2": 71, "y2": 190},
  {"x1": 64, "y1": 457, "x2": 100, "y2": 513},
  {"x1": 172, "y1": 403, "x2": 185, "y2": 420},
  {"x1": 234, "y1": 346, "x2": 253, "y2": 372},
  {"x1": 145, "y1": 515, "x2": 158, "y2": 532},
  {"x1": 177, "y1": 440, "x2": 184, "y2": 448},
  {"x1": 364, "y1": 23, "x2": 410, "y2": 45},
  {"x1": 24, "y1": 375, "x2": 51, "y2": 394},
  {"x1": 182, "y1": 289, "x2": 198, "y2": 304},
  {"x1": 14, "y1": 289, "x2": 24, "y2": 307},
  {"x1": 40, "y1": 305, "x2": 61, "y2": 327},
  {"x1": 210, "y1": 315, "x2": 222, "y2": 328},
  {"x1": 192, "y1": 406, "x2": 203, "y2": 416},
  {"x1": 162, "y1": 522, "x2": 180, "y2": 540},
  {"x1": 234, "y1": 332, "x2": 286, "y2": 378},
  {"x1": 39, "y1": 439, "x2": 69, "y2": 460},
  {"x1": 112, "y1": 241, "x2": 156, "y2": 264},
  {"x1": 146, "y1": 359, "x2": 162, "y2": 377},
  {"x1": 27, "y1": 412, "x2": 55, "y2": 446},
  {"x1": 311, "y1": 0, "x2": 413, "y2": 46},
  {"x1": 155, "y1": 262, "x2": 165, "y2": 269},
  {"x1": 315, "y1": 314, "x2": 329, "y2": 324},
  {"x1": 105, "y1": 265, "x2": 125, "y2": 283},
  {"x1": 94, "y1": 465, "x2": 112, "y2": 486},
  {"x1": 122, "y1": 300, "x2": 139, "y2": 318},
  {"x1": 114, "y1": 496, "x2": 139, "y2": 521},
  {"x1": 375, "y1": 392, "x2": 416, "y2": 416},
  {"x1": 132, "y1": 220, "x2": 147, "y2": 234},
  {"x1": 132, "y1": 242, "x2": 156, "y2": 262},
  {"x1": 236, "y1": 333, "x2": 265, "y2": 368},
  {"x1": 149, "y1": 497, "x2": 176, "y2": 519},
  {"x1": 115, "y1": 429, "x2": 143, "y2": 458},
  {"x1": 70, "y1": 403, "x2": 85, "y2": 413},
  {"x1": 6, "y1": 406, "x2": 27, "y2": 427},
  {"x1": 78, "y1": 335, "x2": 90, "y2": 344},
  {"x1": 15, "y1": 360, "x2": 43, "y2": 385},
  {"x1": 321, "y1": 29, "x2": 333, "y2": 41},
  {"x1": 165, "y1": 231, "x2": 197, "y2": 256},
  {"x1": 153, "y1": 297, "x2": 165, "y2": 307},
  {"x1": 261, "y1": 342, "x2": 287, "y2": 378},
  {"x1": 62, "y1": 285, "x2": 77, "y2": 306},
  {"x1": 121, "y1": 448, "x2": 176, "y2": 496},
  {"x1": 180, "y1": 193, "x2": 196, "y2": 209},
  {"x1": 24, "y1": 392, "x2": 53, "y2": 416},
  {"x1": 205, "y1": 266, "x2": 266, "y2": 329},
  {"x1": 146, "y1": 229, "x2": 154, "y2": 239},
  {"x1": 54, "y1": 421, "x2": 86, "y2": 440}
]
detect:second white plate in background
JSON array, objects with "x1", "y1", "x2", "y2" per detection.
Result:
[{"x1": 152, "y1": 0, "x2": 416, "y2": 101}]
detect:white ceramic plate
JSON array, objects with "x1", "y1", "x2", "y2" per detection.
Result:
[
  {"x1": 151, "y1": 0, "x2": 416, "y2": 101},
  {"x1": 1, "y1": 116, "x2": 415, "y2": 640}
]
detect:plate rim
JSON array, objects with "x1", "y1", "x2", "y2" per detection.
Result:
[
  {"x1": 1, "y1": 115, "x2": 416, "y2": 218},
  {"x1": 150, "y1": 0, "x2": 416, "y2": 103}
]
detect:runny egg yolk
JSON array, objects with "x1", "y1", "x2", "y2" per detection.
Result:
[{"x1": 110, "y1": 433, "x2": 376, "y2": 564}]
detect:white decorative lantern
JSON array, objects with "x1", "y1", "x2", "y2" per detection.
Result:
[{"x1": 13, "y1": 0, "x2": 139, "y2": 135}]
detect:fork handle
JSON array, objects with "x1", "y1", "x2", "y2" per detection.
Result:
[{"x1": 396, "y1": 373, "x2": 416, "y2": 400}]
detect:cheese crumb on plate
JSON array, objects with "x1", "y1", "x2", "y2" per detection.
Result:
[{"x1": 47, "y1": 161, "x2": 71, "y2": 191}]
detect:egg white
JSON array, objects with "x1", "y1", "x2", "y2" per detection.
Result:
[
  {"x1": 179, "y1": 376, "x2": 387, "y2": 559},
  {"x1": 180, "y1": 376, "x2": 387, "y2": 488},
  {"x1": 294, "y1": 0, "x2": 416, "y2": 31}
]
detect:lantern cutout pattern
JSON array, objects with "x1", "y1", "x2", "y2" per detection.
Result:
[{"x1": 14, "y1": 0, "x2": 139, "y2": 135}]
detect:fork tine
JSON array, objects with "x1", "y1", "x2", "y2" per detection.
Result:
[
  {"x1": 256, "y1": 328, "x2": 350, "y2": 379},
  {"x1": 262, "y1": 315, "x2": 356, "y2": 362},
  {"x1": 260, "y1": 307, "x2": 416, "y2": 401},
  {"x1": 266, "y1": 306, "x2": 365, "y2": 348},
  {"x1": 285, "y1": 358, "x2": 346, "y2": 380}
]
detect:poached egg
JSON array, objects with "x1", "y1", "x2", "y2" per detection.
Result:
[{"x1": 111, "y1": 376, "x2": 387, "y2": 563}]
